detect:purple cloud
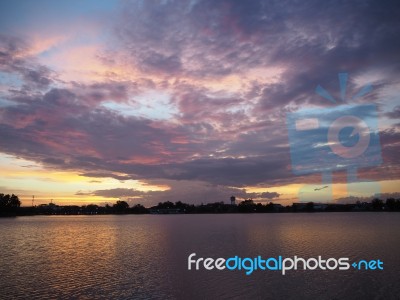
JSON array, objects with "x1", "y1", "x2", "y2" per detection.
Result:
[{"x1": 0, "y1": 0, "x2": 399, "y2": 204}]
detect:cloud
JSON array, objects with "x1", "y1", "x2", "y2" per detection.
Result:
[
  {"x1": 0, "y1": 34, "x2": 54, "y2": 90},
  {"x1": 1, "y1": 0, "x2": 400, "y2": 205},
  {"x1": 386, "y1": 106, "x2": 400, "y2": 119},
  {"x1": 77, "y1": 188, "x2": 145, "y2": 198},
  {"x1": 1, "y1": 81, "x2": 399, "y2": 189},
  {"x1": 77, "y1": 179, "x2": 281, "y2": 206},
  {"x1": 115, "y1": 0, "x2": 400, "y2": 82},
  {"x1": 259, "y1": 191, "x2": 280, "y2": 199},
  {"x1": 80, "y1": 172, "x2": 132, "y2": 181}
]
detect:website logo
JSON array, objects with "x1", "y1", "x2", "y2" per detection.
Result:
[
  {"x1": 286, "y1": 73, "x2": 382, "y2": 201},
  {"x1": 188, "y1": 253, "x2": 384, "y2": 276}
]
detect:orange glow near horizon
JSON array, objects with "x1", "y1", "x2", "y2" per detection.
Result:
[
  {"x1": 2, "y1": 152, "x2": 400, "y2": 207},
  {"x1": 0, "y1": 154, "x2": 169, "y2": 206},
  {"x1": 245, "y1": 179, "x2": 400, "y2": 206}
]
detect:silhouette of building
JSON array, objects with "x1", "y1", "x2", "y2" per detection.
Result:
[{"x1": 230, "y1": 196, "x2": 236, "y2": 205}]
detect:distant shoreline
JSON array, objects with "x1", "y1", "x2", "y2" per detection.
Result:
[
  {"x1": 1, "y1": 197, "x2": 399, "y2": 217},
  {"x1": 3, "y1": 210, "x2": 400, "y2": 217}
]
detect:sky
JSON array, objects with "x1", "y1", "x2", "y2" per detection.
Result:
[{"x1": 0, "y1": 0, "x2": 399, "y2": 207}]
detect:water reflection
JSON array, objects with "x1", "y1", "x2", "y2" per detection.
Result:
[{"x1": 0, "y1": 213, "x2": 399, "y2": 299}]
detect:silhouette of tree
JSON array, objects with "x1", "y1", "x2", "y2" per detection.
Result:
[
  {"x1": 238, "y1": 199, "x2": 256, "y2": 213},
  {"x1": 84, "y1": 204, "x2": 98, "y2": 214},
  {"x1": 131, "y1": 204, "x2": 148, "y2": 214},
  {"x1": 156, "y1": 201, "x2": 174, "y2": 209},
  {"x1": 371, "y1": 198, "x2": 384, "y2": 211},
  {"x1": 113, "y1": 200, "x2": 129, "y2": 213},
  {"x1": 265, "y1": 202, "x2": 274, "y2": 212},
  {"x1": 385, "y1": 198, "x2": 400, "y2": 211},
  {"x1": 0, "y1": 193, "x2": 21, "y2": 215}
]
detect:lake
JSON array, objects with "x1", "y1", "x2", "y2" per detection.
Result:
[{"x1": 0, "y1": 213, "x2": 399, "y2": 299}]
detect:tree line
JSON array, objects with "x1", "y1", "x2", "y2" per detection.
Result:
[{"x1": 1, "y1": 194, "x2": 400, "y2": 216}]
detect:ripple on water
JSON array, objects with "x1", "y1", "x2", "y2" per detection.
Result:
[{"x1": 0, "y1": 213, "x2": 399, "y2": 299}]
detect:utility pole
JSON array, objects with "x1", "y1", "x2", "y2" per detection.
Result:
[{"x1": 32, "y1": 195, "x2": 34, "y2": 207}]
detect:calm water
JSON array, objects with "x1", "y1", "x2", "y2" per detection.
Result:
[{"x1": 0, "y1": 213, "x2": 399, "y2": 299}]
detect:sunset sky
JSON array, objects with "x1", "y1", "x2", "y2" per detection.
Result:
[{"x1": 0, "y1": 0, "x2": 399, "y2": 206}]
